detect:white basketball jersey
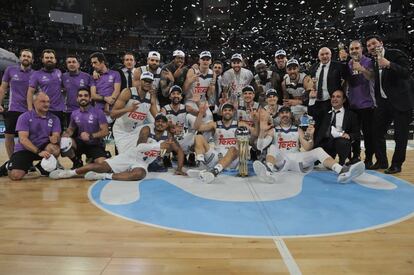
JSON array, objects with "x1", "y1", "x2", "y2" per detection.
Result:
[
  {"x1": 237, "y1": 101, "x2": 259, "y2": 127},
  {"x1": 284, "y1": 73, "x2": 306, "y2": 98},
  {"x1": 214, "y1": 120, "x2": 238, "y2": 150},
  {"x1": 140, "y1": 66, "x2": 161, "y2": 91},
  {"x1": 185, "y1": 68, "x2": 213, "y2": 103},
  {"x1": 138, "y1": 124, "x2": 169, "y2": 164},
  {"x1": 163, "y1": 103, "x2": 187, "y2": 137},
  {"x1": 113, "y1": 87, "x2": 154, "y2": 133},
  {"x1": 272, "y1": 125, "x2": 300, "y2": 152}
]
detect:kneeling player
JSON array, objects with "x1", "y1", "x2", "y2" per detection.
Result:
[
  {"x1": 253, "y1": 107, "x2": 365, "y2": 183},
  {"x1": 50, "y1": 113, "x2": 186, "y2": 181}
]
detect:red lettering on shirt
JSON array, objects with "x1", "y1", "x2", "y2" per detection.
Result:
[
  {"x1": 128, "y1": 111, "x2": 147, "y2": 121},
  {"x1": 278, "y1": 137, "x2": 297, "y2": 149}
]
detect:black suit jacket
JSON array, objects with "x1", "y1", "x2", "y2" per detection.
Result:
[
  {"x1": 374, "y1": 48, "x2": 414, "y2": 111},
  {"x1": 309, "y1": 61, "x2": 348, "y2": 96},
  {"x1": 308, "y1": 105, "x2": 360, "y2": 146}
]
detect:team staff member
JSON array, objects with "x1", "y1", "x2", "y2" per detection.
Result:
[
  {"x1": 0, "y1": 49, "x2": 34, "y2": 157},
  {"x1": 27, "y1": 49, "x2": 65, "y2": 128},
  {"x1": 62, "y1": 55, "x2": 92, "y2": 128},
  {"x1": 7, "y1": 92, "x2": 61, "y2": 180},
  {"x1": 366, "y1": 35, "x2": 414, "y2": 174},
  {"x1": 61, "y1": 88, "x2": 109, "y2": 168}
]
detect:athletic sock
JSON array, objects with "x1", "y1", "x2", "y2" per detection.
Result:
[
  {"x1": 196, "y1": 154, "x2": 205, "y2": 162},
  {"x1": 266, "y1": 162, "x2": 275, "y2": 172},
  {"x1": 332, "y1": 163, "x2": 343, "y2": 174},
  {"x1": 69, "y1": 169, "x2": 78, "y2": 176},
  {"x1": 104, "y1": 173, "x2": 113, "y2": 179},
  {"x1": 214, "y1": 164, "x2": 223, "y2": 173}
]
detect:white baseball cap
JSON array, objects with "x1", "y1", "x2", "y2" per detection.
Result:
[
  {"x1": 173, "y1": 50, "x2": 185, "y2": 57},
  {"x1": 254, "y1": 58, "x2": 266, "y2": 67},
  {"x1": 41, "y1": 155, "x2": 57, "y2": 172},
  {"x1": 231, "y1": 53, "x2": 243, "y2": 61},
  {"x1": 60, "y1": 137, "x2": 72, "y2": 153},
  {"x1": 275, "y1": 49, "x2": 287, "y2": 57},
  {"x1": 286, "y1": 58, "x2": 299, "y2": 67},
  {"x1": 140, "y1": 71, "x2": 154, "y2": 81},
  {"x1": 147, "y1": 51, "x2": 161, "y2": 60},
  {"x1": 199, "y1": 51, "x2": 212, "y2": 59}
]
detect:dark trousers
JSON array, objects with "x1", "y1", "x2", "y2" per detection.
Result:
[
  {"x1": 50, "y1": 111, "x2": 65, "y2": 132},
  {"x1": 350, "y1": 107, "x2": 375, "y2": 161},
  {"x1": 321, "y1": 137, "x2": 352, "y2": 165},
  {"x1": 373, "y1": 99, "x2": 412, "y2": 168}
]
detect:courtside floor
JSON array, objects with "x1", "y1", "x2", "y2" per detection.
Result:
[{"x1": 0, "y1": 141, "x2": 413, "y2": 274}]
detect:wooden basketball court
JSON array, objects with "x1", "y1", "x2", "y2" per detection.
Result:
[{"x1": 0, "y1": 142, "x2": 413, "y2": 275}]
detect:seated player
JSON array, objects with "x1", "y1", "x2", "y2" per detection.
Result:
[
  {"x1": 253, "y1": 106, "x2": 365, "y2": 183},
  {"x1": 49, "y1": 113, "x2": 186, "y2": 181},
  {"x1": 187, "y1": 102, "x2": 241, "y2": 184},
  {"x1": 61, "y1": 88, "x2": 109, "y2": 168}
]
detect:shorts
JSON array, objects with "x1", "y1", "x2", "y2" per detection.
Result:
[
  {"x1": 75, "y1": 139, "x2": 107, "y2": 160},
  {"x1": 177, "y1": 132, "x2": 195, "y2": 153},
  {"x1": 8, "y1": 147, "x2": 46, "y2": 172},
  {"x1": 4, "y1": 111, "x2": 23, "y2": 135},
  {"x1": 205, "y1": 147, "x2": 239, "y2": 169},
  {"x1": 105, "y1": 147, "x2": 148, "y2": 173},
  {"x1": 112, "y1": 124, "x2": 142, "y2": 154},
  {"x1": 50, "y1": 111, "x2": 65, "y2": 132}
]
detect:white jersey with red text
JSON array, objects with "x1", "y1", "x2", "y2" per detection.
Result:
[
  {"x1": 272, "y1": 125, "x2": 300, "y2": 153},
  {"x1": 284, "y1": 73, "x2": 307, "y2": 119},
  {"x1": 185, "y1": 68, "x2": 214, "y2": 104},
  {"x1": 113, "y1": 87, "x2": 154, "y2": 153},
  {"x1": 214, "y1": 120, "x2": 238, "y2": 150}
]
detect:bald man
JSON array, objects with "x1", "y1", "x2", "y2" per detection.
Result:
[{"x1": 309, "y1": 47, "x2": 349, "y2": 113}]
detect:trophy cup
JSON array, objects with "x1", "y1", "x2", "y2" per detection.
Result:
[
  {"x1": 338, "y1": 42, "x2": 345, "y2": 51},
  {"x1": 235, "y1": 126, "x2": 251, "y2": 177},
  {"x1": 375, "y1": 46, "x2": 384, "y2": 59},
  {"x1": 299, "y1": 113, "x2": 315, "y2": 141},
  {"x1": 351, "y1": 52, "x2": 361, "y2": 75}
]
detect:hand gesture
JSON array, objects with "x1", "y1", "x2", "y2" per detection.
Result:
[
  {"x1": 377, "y1": 57, "x2": 390, "y2": 69},
  {"x1": 192, "y1": 92, "x2": 201, "y2": 104},
  {"x1": 306, "y1": 124, "x2": 315, "y2": 136},
  {"x1": 38, "y1": 150, "x2": 51, "y2": 159},
  {"x1": 309, "y1": 89, "x2": 317, "y2": 99},
  {"x1": 173, "y1": 64, "x2": 184, "y2": 79},
  {"x1": 191, "y1": 63, "x2": 199, "y2": 71},
  {"x1": 352, "y1": 61, "x2": 363, "y2": 72},
  {"x1": 104, "y1": 96, "x2": 116, "y2": 105},
  {"x1": 92, "y1": 71, "x2": 100, "y2": 80},
  {"x1": 164, "y1": 69, "x2": 175, "y2": 82},
  {"x1": 198, "y1": 102, "x2": 209, "y2": 115},
  {"x1": 127, "y1": 101, "x2": 140, "y2": 112}
]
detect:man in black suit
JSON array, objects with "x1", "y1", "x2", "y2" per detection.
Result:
[
  {"x1": 308, "y1": 89, "x2": 360, "y2": 165},
  {"x1": 118, "y1": 52, "x2": 136, "y2": 90},
  {"x1": 309, "y1": 47, "x2": 348, "y2": 113},
  {"x1": 365, "y1": 35, "x2": 414, "y2": 174}
]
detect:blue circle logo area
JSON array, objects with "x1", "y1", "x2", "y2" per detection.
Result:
[{"x1": 88, "y1": 170, "x2": 414, "y2": 238}]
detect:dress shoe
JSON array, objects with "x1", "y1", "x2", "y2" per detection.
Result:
[
  {"x1": 364, "y1": 160, "x2": 373, "y2": 169},
  {"x1": 384, "y1": 166, "x2": 401, "y2": 174},
  {"x1": 346, "y1": 157, "x2": 361, "y2": 166},
  {"x1": 366, "y1": 161, "x2": 388, "y2": 170}
]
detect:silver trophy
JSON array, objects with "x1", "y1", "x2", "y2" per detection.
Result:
[
  {"x1": 299, "y1": 113, "x2": 315, "y2": 141},
  {"x1": 235, "y1": 126, "x2": 251, "y2": 177}
]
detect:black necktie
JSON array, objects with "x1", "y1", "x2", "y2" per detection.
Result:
[
  {"x1": 331, "y1": 110, "x2": 339, "y2": 127},
  {"x1": 373, "y1": 59, "x2": 381, "y2": 99},
  {"x1": 317, "y1": 65, "x2": 326, "y2": 100},
  {"x1": 127, "y1": 69, "x2": 133, "y2": 88}
]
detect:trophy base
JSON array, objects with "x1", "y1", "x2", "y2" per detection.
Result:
[{"x1": 237, "y1": 173, "x2": 249, "y2": 178}]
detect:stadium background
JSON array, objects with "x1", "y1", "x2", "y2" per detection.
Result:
[{"x1": 0, "y1": 0, "x2": 413, "y2": 138}]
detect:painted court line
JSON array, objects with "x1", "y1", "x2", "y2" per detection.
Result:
[
  {"x1": 273, "y1": 237, "x2": 302, "y2": 275},
  {"x1": 245, "y1": 178, "x2": 302, "y2": 275}
]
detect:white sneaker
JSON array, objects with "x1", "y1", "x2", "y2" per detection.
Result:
[
  {"x1": 187, "y1": 169, "x2": 203, "y2": 179},
  {"x1": 49, "y1": 169, "x2": 75, "y2": 179},
  {"x1": 253, "y1": 161, "x2": 275, "y2": 183},
  {"x1": 199, "y1": 170, "x2": 215, "y2": 184},
  {"x1": 338, "y1": 161, "x2": 365, "y2": 183},
  {"x1": 84, "y1": 171, "x2": 106, "y2": 181}
]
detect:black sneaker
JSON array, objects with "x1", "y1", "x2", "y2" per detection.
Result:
[
  {"x1": 187, "y1": 153, "x2": 196, "y2": 167},
  {"x1": 163, "y1": 156, "x2": 172, "y2": 168},
  {"x1": 35, "y1": 162, "x2": 50, "y2": 176},
  {"x1": 0, "y1": 161, "x2": 9, "y2": 177},
  {"x1": 71, "y1": 158, "x2": 83, "y2": 169}
]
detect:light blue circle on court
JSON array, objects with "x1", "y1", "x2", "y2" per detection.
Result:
[{"x1": 89, "y1": 170, "x2": 414, "y2": 238}]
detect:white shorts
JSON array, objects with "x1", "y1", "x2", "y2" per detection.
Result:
[
  {"x1": 177, "y1": 132, "x2": 195, "y2": 153},
  {"x1": 205, "y1": 147, "x2": 239, "y2": 169},
  {"x1": 269, "y1": 145, "x2": 330, "y2": 172},
  {"x1": 105, "y1": 147, "x2": 148, "y2": 173}
]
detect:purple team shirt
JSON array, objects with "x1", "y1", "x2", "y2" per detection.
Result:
[
  {"x1": 14, "y1": 110, "x2": 61, "y2": 153},
  {"x1": 347, "y1": 55, "x2": 375, "y2": 109},
  {"x1": 29, "y1": 68, "x2": 65, "y2": 111},
  {"x1": 62, "y1": 71, "x2": 92, "y2": 112},
  {"x1": 69, "y1": 106, "x2": 108, "y2": 145},
  {"x1": 2, "y1": 65, "x2": 34, "y2": 112},
  {"x1": 91, "y1": 69, "x2": 121, "y2": 110}
]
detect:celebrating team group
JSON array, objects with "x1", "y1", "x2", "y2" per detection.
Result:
[{"x1": 0, "y1": 34, "x2": 412, "y2": 184}]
